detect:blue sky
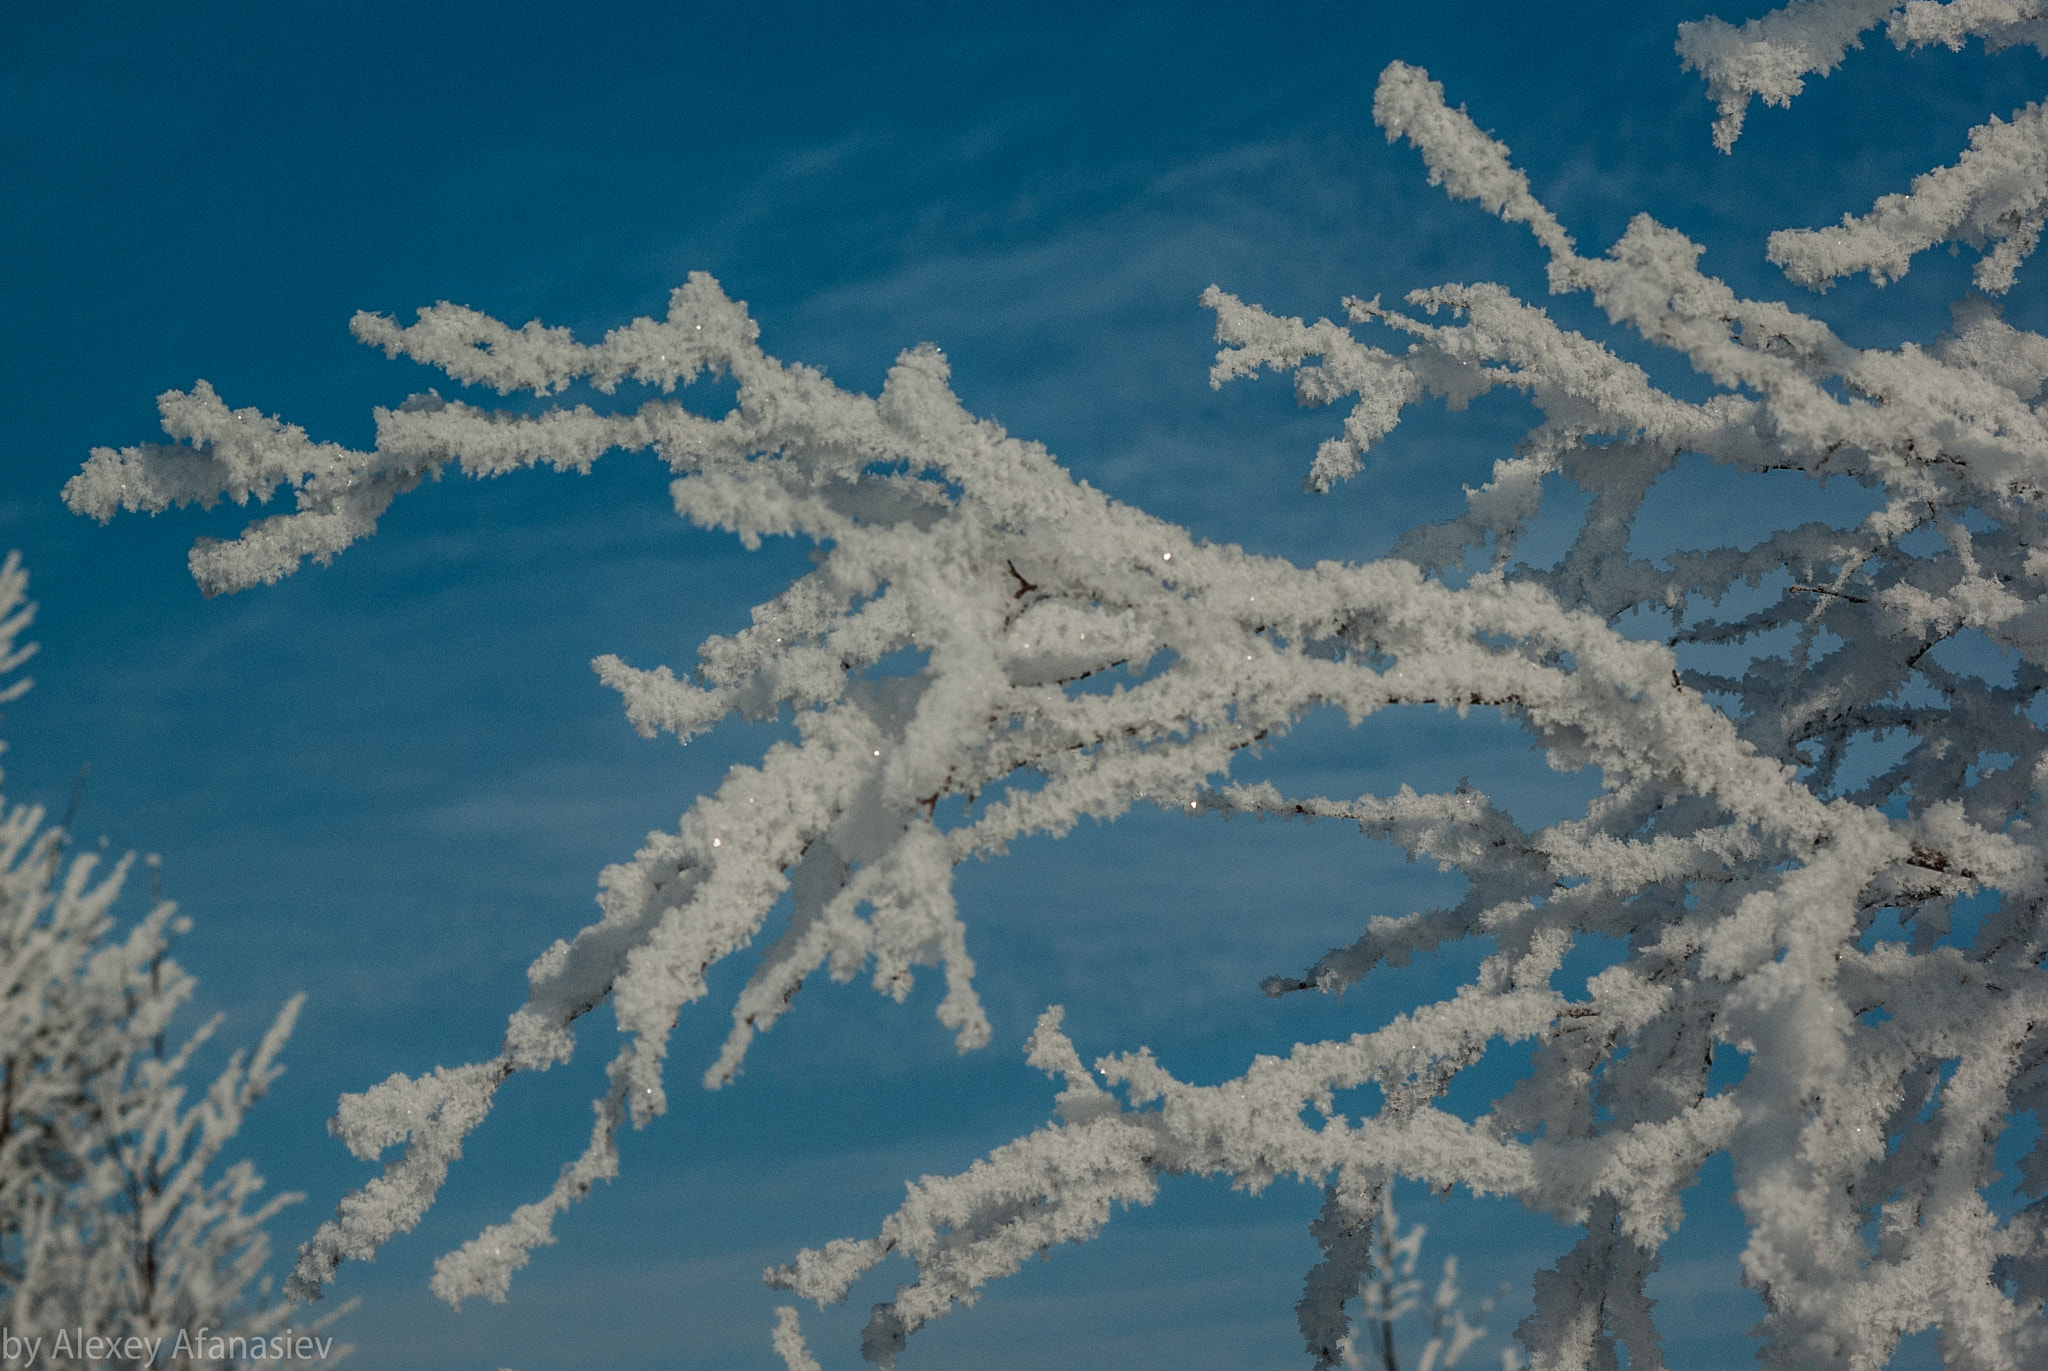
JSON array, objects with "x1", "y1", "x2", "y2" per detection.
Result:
[{"x1": 4, "y1": 3, "x2": 2043, "y2": 1368}]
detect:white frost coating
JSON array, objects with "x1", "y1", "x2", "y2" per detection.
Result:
[
  {"x1": 1675, "y1": 0, "x2": 1903, "y2": 150},
  {"x1": 72, "y1": 24, "x2": 2048, "y2": 1371},
  {"x1": 1678, "y1": 0, "x2": 2048, "y2": 151},
  {"x1": 1372, "y1": 64, "x2": 1574, "y2": 264},
  {"x1": 1769, "y1": 101, "x2": 2048, "y2": 294},
  {"x1": 1893, "y1": 0, "x2": 2048, "y2": 54},
  {"x1": 773, "y1": 1307, "x2": 823, "y2": 1371}
]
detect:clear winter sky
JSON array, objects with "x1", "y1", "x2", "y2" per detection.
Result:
[{"x1": 3, "y1": 4, "x2": 2042, "y2": 1369}]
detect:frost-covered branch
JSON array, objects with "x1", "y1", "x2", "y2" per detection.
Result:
[
  {"x1": 71, "y1": 11, "x2": 2048, "y2": 1369},
  {"x1": 1676, "y1": 1, "x2": 2048, "y2": 294},
  {"x1": 1677, "y1": 0, "x2": 2048, "y2": 151},
  {"x1": 1770, "y1": 100, "x2": 2048, "y2": 294}
]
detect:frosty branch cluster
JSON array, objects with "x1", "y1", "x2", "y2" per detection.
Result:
[
  {"x1": 65, "y1": 2, "x2": 2048, "y2": 1366},
  {"x1": 0, "y1": 556, "x2": 339, "y2": 1368}
]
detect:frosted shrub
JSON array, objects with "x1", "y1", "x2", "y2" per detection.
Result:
[
  {"x1": 66, "y1": 2, "x2": 2048, "y2": 1366},
  {"x1": 0, "y1": 555, "x2": 341, "y2": 1368},
  {"x1": 1336, "y1": 1191, "x2": 1511, "y2": 1371}
]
